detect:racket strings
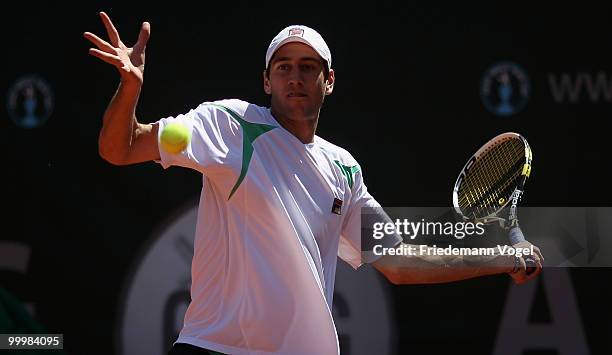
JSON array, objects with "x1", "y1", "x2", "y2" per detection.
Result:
[
  {"x1": 458, "y1": 138, "x2": 525, "y2": 219},
  {"x1": 461, "y1": 142, "x2": 512, "y2": 212},
  {"x1": 462, "y1": 141, "x2": 523, "y2": 217},
  {"x1": 495, "y1": 140, "x2": 525, "y2": 200},
  {"x1": 463, "y1": 151, "x2": 520, "y2": 216}
]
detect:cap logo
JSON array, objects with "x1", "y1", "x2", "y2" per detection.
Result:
[{"x1": 288, "y1": 28, "x2": 304, "y2": 37}]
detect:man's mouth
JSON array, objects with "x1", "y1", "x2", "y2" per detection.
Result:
[{"x1": 287, "y1": 92, "x2": 307, "y2": 98}]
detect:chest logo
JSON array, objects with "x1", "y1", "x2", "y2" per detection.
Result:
[{"x1": 332, "y1": 198, "x2": 343, "y2": 215}]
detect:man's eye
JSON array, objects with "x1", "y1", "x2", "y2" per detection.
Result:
[{"x1": 278, "y1": 64, "x2": 290, "y2": 70}]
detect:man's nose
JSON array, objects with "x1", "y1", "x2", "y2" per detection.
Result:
[{"x1": 287, "y1": 68, "x2": 303, "y2": 85}]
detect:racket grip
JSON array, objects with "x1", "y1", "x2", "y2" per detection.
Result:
[{"x1": 508, "y1": 225, "x2": 537, "y2": 275}]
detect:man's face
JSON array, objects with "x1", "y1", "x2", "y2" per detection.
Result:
[{"x1": 264, "y1": 42, "x2": 334, "y2": 121}]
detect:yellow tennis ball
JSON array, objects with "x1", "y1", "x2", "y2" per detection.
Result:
[{"x1": 160, "y1": 122, "x2": 191, "y2": 154}]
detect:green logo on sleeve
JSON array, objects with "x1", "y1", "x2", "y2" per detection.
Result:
[
  {"x1": 334, "y1": 160, "x2": 360, "y2": 188},
  {"x1": 208, "y1": 104, "x2": 277, "y2": 199}
]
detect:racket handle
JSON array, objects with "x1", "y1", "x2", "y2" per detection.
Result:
[{"x1": 508, "y1": 225, "x2": 537, "y2": 275}]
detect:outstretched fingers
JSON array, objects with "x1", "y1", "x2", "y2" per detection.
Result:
[
  {"x1": 84, "y1": 31, "x2": 115, "y2": 53},
  {"x1": 133, "y1": 22, "x2": 151, "y2": 53},
  {"x1": 99, "y1": 11, "x2": 121, "y2": 46},
  {"x1": 88, "y1": 48, "x2": 122, "y2": 67}
]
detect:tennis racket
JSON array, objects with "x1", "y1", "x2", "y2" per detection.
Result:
[{"x1": 452, "y1": 132, "x2": 537, "y2": 274}]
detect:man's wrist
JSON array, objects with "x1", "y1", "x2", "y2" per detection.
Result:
[
  {"x1": 119, "y1": 77, "x2": 143, "y2": 93},
  {"x1": 494, "y1": 253, "x2": 519, "y2": 274}
]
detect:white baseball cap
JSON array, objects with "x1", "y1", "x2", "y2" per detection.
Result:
[{"x1": 265, "y1": 25, "x2": 332, "y2": 70}]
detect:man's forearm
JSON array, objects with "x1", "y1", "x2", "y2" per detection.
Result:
[
  {"x1": 98, "y1": 80, "x2": 142, "y2": 164},
  {"x1": 373, "y1": 244, "x2": 515, "y2": 284}
]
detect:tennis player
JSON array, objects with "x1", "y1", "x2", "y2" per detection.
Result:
[{"x1": 84, "y1": 12, "x2": 543, "y2": 355}]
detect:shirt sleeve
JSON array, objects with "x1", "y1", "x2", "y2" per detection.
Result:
[
  {"x1": 338, "y1": 165, "x2": 402, "y2": 269},
  {"x1": 155, "y1": 100, "x2": 244, "y2": 175}
]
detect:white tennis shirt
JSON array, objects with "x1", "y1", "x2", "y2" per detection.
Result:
[{"x1": 156, "y1": 99, "x2": 398, "y2": 354}]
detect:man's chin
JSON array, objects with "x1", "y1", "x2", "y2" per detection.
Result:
[
  {"x1": 272, "y1": 100, "x2": 317, "y2": 121},
  {"x1": 284, "y1": 105, "x2": 316, "y2": 120},
  {"x1": 286, "y1": 115, "x2": 314, "y2": 122}
]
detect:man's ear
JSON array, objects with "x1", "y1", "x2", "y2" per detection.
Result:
[
  {"x1": 263, "y1": 70, "x2": 272, "y2": 95},
  {"x1": 325, "y1": 69, "x2": 335, "y2": 95}
]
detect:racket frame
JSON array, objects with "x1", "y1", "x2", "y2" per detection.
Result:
[{"x1": 452, "y1": 132, "x2": 532, "y2": 227}]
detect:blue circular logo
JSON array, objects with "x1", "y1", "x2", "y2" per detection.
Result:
[
  {"x1": 480, "y1": 62, "x2": 531, "y2": 117},
  {"x1": 7, "y1": 75, "x2": 54, "y2": 129}
]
